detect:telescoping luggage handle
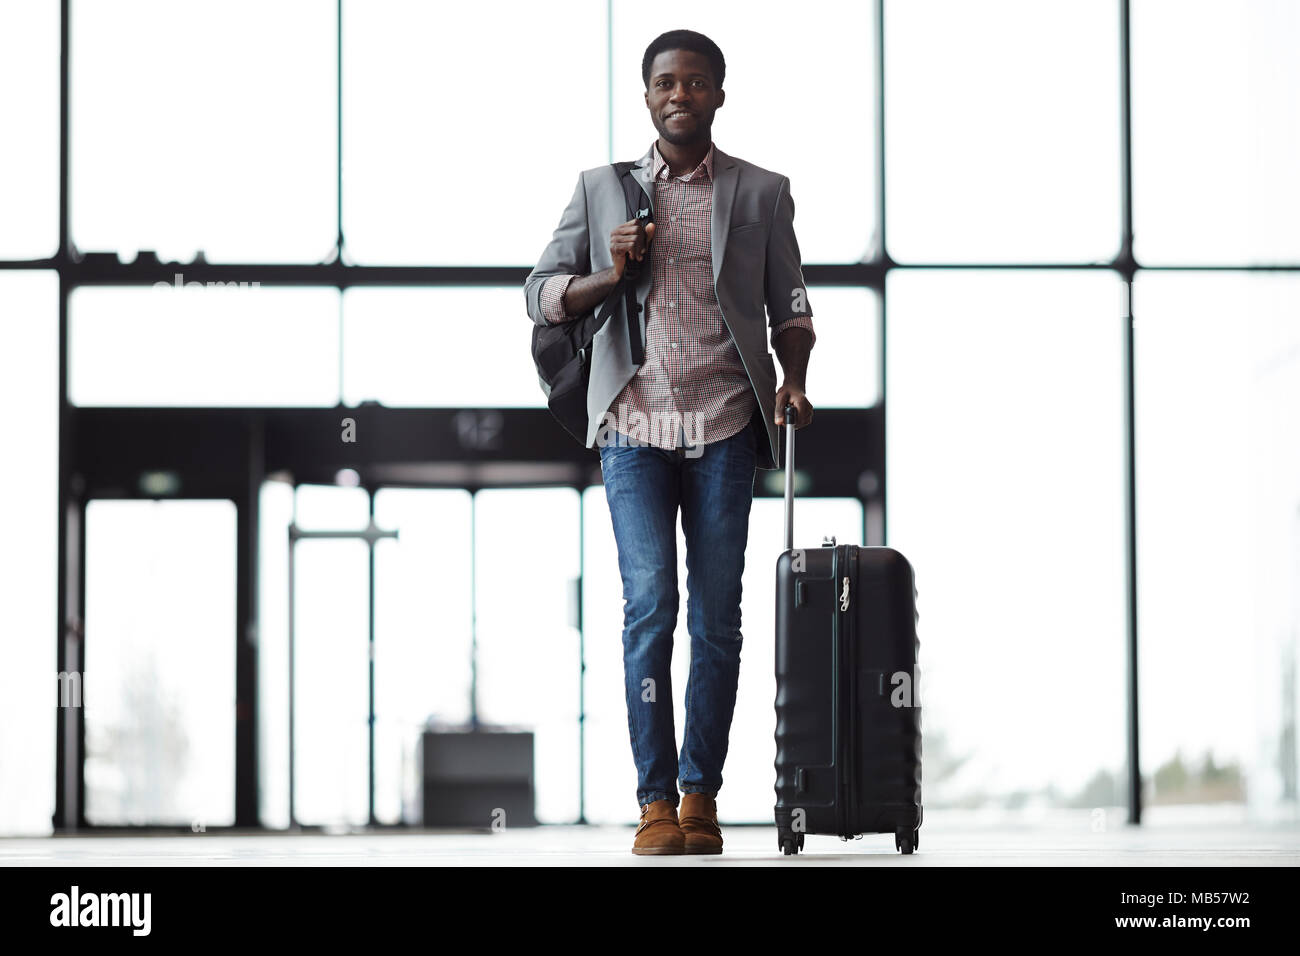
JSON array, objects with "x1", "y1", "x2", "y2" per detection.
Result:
[{"x1": 783, "y1": 402, "x2": 796, "y2": 551}]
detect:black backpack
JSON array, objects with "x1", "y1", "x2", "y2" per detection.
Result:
[{"x1": 531, "y1": 161, "x2": 652, "y2": 446}]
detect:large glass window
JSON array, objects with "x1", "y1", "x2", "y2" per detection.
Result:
[
  {"x1": 886, "y1": 269, "x2": 1127, "y2": 811},
  {"x1": 70, "y1": 0, "x2": 337, "y2": 263},
  {"x1": 284, "y1": 483, "x2": 373, "y2": 827},
  {"x1": 474, "y1": 489, "x2": 581, "y2": 824},
  {"x1": 84, "y1": 499, "x2": 237, "y2": 826},
  {"x1": 1132, "y1": 0, "x2": 1300, "y2": 265},
  {"x1": 802, "y1": 286, "x2": 880, "y2": 408},
  {"x1": 0, "y1": 3, "x2": 59, "y2": 259},
  {"x1": 343, "y1": 288, "x2": 545, "y2": 408},
  {"x1": 342, "y1": 0, "x2": 606, "y2": 265},
  {"x1": 373, "y1": 488, "x2": 474, "y2": 824},
  {"x1": 69, "y1": 285, "x2": 340, "y2": 407},
  {"x1": 0, "y1": 272, "x2": 59, "y2": 835},
  {"x1": 1134, "y1": 272, "x2": 1300, "y2": 820},
  {"x1": 290, "y1": 535, "x2": 370, "y2": 827},
  {"x1": 257, "y1": 478, "x2": 294, "y2": 830},
  {"x1": 885, "y1": 0, "x2": 1121, "y2": 264}
]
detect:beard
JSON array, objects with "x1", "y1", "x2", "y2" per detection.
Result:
[{"x1": 657, "y1": 112, "x2": 711, "y2": 147}]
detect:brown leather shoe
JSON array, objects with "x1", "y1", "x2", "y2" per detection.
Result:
[
  {"x1": 632, "y1": 799, "x2": 686, "y2": 855},
  {"x1": 678, "y1": 792, "x2": 723, "y2": 854}
]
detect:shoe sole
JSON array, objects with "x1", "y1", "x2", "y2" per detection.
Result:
[
  {"x1": 684, "y1": 845, "x2": 723, "y2": 855},
  {"x1": 631, "y1": 846, "x2": 686, "y2": 856}
]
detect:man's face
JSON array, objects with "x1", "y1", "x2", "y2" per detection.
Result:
[{"x1": 644, "y1": 49, "x2": 724, "y2": 147}]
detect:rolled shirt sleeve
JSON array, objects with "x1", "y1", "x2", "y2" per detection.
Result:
[
  {"x1": 771, "y1": 314, "x2": 816, "y2": 349},
  {"x1": 540, "y1": 273, "x2": 578, "y2": 325}
]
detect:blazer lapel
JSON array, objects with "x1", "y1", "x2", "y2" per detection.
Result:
[
  {"x1": 709, "y1": 145, "x2": 739, "y2": 285},
  {"x1": 631, "y1": 144, "x2": 656, "y2": 215}
]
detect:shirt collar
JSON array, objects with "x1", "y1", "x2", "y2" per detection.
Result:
[{"x1": 652, "y1": 140, "x2": 715, "y2": 183}]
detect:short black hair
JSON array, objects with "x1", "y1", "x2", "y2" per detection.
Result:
[{"x1": 641, "y1": 29, "x2": 725, "y2": 90}]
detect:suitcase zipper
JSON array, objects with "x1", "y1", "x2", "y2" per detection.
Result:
[
  {"x1": 844, "y1": 548, "x2": 857, "y2": 839},
  {"x1": 831, "y1": 545, "x2": 844, "y2": 840},
  {"x1": 833, "y1": 546, "x2": 857, "y2": 840}
]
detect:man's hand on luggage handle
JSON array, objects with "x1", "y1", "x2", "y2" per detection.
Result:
[
  {"x1": 773, "y1": 326, "x2": 812, "y2": 428},
  {"x1": 610, "y1": 219, "x2": 655, "y2": 279},
  {"x1": 776, "y1": 386, "x2": 813, "y2": 429}
]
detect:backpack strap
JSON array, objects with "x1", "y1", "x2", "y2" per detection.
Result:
[
  {"x1": 615, "y1": 161, "x2": 653, "y2": 231},
  {"x1": 611, "y1": 161, "x2": 652, "y2": 366}
]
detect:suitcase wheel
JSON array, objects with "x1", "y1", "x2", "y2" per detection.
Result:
[
  {"x1": 895, "y1": 827, "x2": 917, "y2": 855},
  {"x1": 778, "y1": 831, "x2": 801, "y2": 856}
]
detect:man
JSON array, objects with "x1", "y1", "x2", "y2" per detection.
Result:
[{"x1": 524, "y1": 29, "x2": 815, "y2": 855}]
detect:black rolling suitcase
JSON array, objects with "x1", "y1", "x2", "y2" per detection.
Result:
[{"x1": 773, "y1": 404, "x2": 923, "y2": 855}]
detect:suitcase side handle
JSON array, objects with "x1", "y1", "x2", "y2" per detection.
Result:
[{"x1": 783, "y1": 402, "x2": 796, "y2": 551}]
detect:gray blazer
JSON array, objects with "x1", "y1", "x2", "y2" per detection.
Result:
[{"x1": 524, "y1": 141, "x2": 812, "y2": 471}]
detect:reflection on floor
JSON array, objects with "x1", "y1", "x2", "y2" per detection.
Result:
[{"x1": 3, "y1": 817, "x2": 1298, "y2": 867}]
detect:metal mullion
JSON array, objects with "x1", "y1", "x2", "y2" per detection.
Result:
[
  {"x1": 53, "y1": 0, "x2": 79, "y2": 833},
  {"x1": 877, "y1": 0, "x2": 890, "y2": 546},
  {"x1": 1119, "y1": 0, "x2": 1142, "y2": 827}
]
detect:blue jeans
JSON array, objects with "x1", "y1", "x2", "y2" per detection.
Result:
[{"x1": 597, "y1": 408, "x2": 760, "y2": 808}]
